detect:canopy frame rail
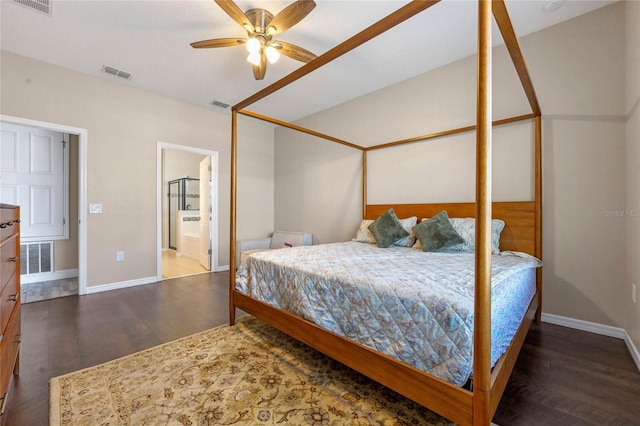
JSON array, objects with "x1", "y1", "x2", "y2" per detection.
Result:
[
  {"x1": 233, "y1": 1, "x2": 442, "y2": 112},
  {"x1": 236, "y1": 109, "x2": 539, "y2": 232},
  {"x1": 493, "y1": 0, "x2": 541, "y2": 116}
]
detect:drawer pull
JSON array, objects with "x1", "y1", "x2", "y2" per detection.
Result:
[
  {"x1": 14, "y1": 219, "x2": 20, "y2": 223},
  {"x1": 9, "y1": 294, "x2": 18, "y2": 302},
  {"x1": 8, "y1": 257, "x2": 18, "y2": 263},
  {"x1": 0, "y1": 223, "x2": 5, "y2": 229}
]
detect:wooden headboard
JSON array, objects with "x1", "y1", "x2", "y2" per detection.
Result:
[{"x1": 365, "y1": 201, "x2": 537, "y2": 256}]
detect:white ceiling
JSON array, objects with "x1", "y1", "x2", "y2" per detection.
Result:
[{"x1": 0, "y1": 0, "x2": 614, "y2": 122}]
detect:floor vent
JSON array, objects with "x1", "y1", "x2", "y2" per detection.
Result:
[
  {"x1": 20, "y1": 242, "x2": 53, "y2": 276},
  {"x1": 12, "y1": 0, "x2": 51, "y2": 15},
  {"x1": 102, "y1": 65, "x2": 133, "y2": 80}
]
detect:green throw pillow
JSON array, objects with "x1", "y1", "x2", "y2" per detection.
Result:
[
  {"x1": 413, "y1": 210, "x2": 465, "y2": 252},
  {"x1": 368, "y1": 208, "x2": 410, "y2": 248}
]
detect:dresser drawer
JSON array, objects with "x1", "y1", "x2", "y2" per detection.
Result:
[
  {"x1": 0, "y1": 208, "x2": 19, "y2": 243},
  {"x1": 0, "y1": 275, "x2": 18, "y2": 338},
  {"x1": 0, "y1": 306, "x2": 21, "y2": 412},
  {"x1": 0, "y1": 208, "x2": 18, "y2": 224},
  {"x1": 0, "y1": 241, "x2": 17, "y2": 293}
]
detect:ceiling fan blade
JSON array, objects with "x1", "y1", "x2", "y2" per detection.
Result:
[
  {"x1": 266, "y1": 0, "x2": 316, "y2": 36},
  {"x1": 273, "y1": 41, "x2": 317, "y2": 63},
  {"x1": 190, "y1": 38, "x2": 245, "y2": 49},
  {"x1": 252, "y1": 52, "x2": 267, "y2": 80},
  {"x1": 214, "y1": 0, "x2": 254, "y2": 33}
]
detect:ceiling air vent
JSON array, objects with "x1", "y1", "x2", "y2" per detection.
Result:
[
  {"x1": 210, "y1": 100, "x2": 231, "y2": 109},
  {"x1": 101, "y1": 65, "x2": 133, "y2": 80},
  {"x1": 12, "y1": 0, "x2": 51, "y2": 15}
]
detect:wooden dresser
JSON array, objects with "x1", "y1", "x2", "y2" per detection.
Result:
[{"x1": 0, "y1": 204, "x2": 21, "y2": 420}]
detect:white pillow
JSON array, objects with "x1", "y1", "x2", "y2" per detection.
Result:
[
  {"x1": 270, "y1": 232, "x2": 307, "y2": 249},
  {"x1": 448, "y1": 218, "x2": 505, "y2": 254},
  {"x1": 354, "y1": 216, "x2": 417, "y2": 247},
  {"x1": 413, "y1": 217, "x2": 505, "y2": 254}
]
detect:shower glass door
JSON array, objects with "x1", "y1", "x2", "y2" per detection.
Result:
[
  {"x1": 168, "y1": 177, "x2": 200, "y2": 251},
  {"x1": 168, "y1": 180, "x2": 179, "y2": 250}
]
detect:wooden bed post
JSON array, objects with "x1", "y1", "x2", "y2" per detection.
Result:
[
  {"x1": 474, "y1": 0, "x2": 492, "y2": 425},
  {"x1": 535, "y1": 115, "x2": 543, "y2": 322},
  {"x1": 362, "y1": 150, "x2": 367, "y2": 218},
  {"x1": 229, "y1": 109, "x2": 238, "y2": 325}
]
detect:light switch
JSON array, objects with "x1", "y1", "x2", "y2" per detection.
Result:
[{"x1": 89, "y1": 203, "x2": 103, "y2": 214}]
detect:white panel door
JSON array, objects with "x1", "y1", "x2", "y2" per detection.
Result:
[
  {"x1": 199, "y1": 156, "x2": 211, "y2": 270},
  {"x1": 0, "y1": 122, "x2": 68, "y2": 241},
  {"x1": 0, "y1": 127, "x2": 19, "y2": 205}
]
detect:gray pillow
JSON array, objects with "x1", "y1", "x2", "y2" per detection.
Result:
[
  {"x1": 368, "y1": 208, "x2": 410, "y2": 248},
  {"x1": 413, "y1": 210, "x2": 465, "y2": 252}
]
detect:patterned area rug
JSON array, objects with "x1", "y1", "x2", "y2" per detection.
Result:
[{"x1": 49, "y1": 315, "x2": 454, "y2": 425}]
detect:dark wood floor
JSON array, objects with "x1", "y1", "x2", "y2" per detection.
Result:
[{"x1": 4, "y1": 272, "x2": 640, "y2": 425}]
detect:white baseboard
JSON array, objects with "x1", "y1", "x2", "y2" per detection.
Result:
[
  {"x1": 541, "y1": 312, "x2": 640, "y2": 372},
  {"x1": 624, "y1": 330, "x2": 640, "y2": 373},
  {"x1": 84, "y1": 276, "x2": 158, "y2": 295},
  {"x1": 541, "y1": 313, "x2": 625, "y2": 338},
  {"x1": 83, "y1": 265, "x2": 230, "y2": 294},
  {"x1": 21, "y1": 268, "x2": 79, "y2": 285}
]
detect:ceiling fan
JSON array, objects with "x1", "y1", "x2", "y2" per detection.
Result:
[{"x1": 191, "y1": 0, "x2": 318, "y2": 80}]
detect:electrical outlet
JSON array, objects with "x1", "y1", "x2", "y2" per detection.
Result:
[
  {"x1": 89, "y1": 203, "x2": 103, "y2": 214},
  {"x1": 633, "y1": 284, "x2": 637, "y2": 304},
  {"x1": 116, "y1": 251, "x2": 124, "y2": 262}
]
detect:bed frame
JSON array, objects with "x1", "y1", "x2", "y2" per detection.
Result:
[{"x1": 228, "y1": 2, "x2": 542, "y2": 425}]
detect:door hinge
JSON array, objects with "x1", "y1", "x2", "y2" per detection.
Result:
[
  {"x1": 208, "y1": 249, "x2": 212, "y2": 255},
  {"x1": 61, "y1": 140, "x2": 67, "y2": 148},
  {"x1": 63, "y1": 218, "x2": 66, "y2": 225}
]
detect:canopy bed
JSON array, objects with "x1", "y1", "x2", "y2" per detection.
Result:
[{"x1": 227, "y1": 1, "x2": 542, "y2": 425}]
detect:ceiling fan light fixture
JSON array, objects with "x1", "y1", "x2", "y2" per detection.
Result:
[
  {"x1": 246, "y1": 37, "x2": 261, "y2": 54},
  {"x1": 192, "y1": 0, "x2": 317, "y2": 80},
  {"x1": 265, "y1": 45, "x2": 280, "y2": 63},
  {"x1": 247, "y1": 51, "x2": 261, "y2": 66}
]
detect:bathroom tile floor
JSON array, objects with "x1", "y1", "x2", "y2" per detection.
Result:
[
  {"x1": 162, "y1": 250, "x2": 209, "y2": 279},
  {"x1": 21, "y1": 277, "x2": 79, "y2": 304}
]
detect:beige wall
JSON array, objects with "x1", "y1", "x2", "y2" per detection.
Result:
[
  {"x1": 275, "y1": 3, "x2": 628, "y2": 328},
  {"x1": 237, "y1": 122, "x2": 275, "y2": 241},
  {"x1": 0, "y1": 50, "x2": 275, "y2": 287},
  {"x1": 274, "y1": 133, "x2": 363, "y2": 244},
  {"x1": 625, "y1": 0, "x2": 640, "y2": 353}
]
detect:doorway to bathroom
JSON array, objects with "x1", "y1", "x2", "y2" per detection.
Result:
[{"x1": 157, "y1": 143, "x2": 219, "y2": 280}]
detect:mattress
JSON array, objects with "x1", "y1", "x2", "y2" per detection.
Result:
[{"x1": 235, "y1": 241, "x2": 541, "y2": 386}]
